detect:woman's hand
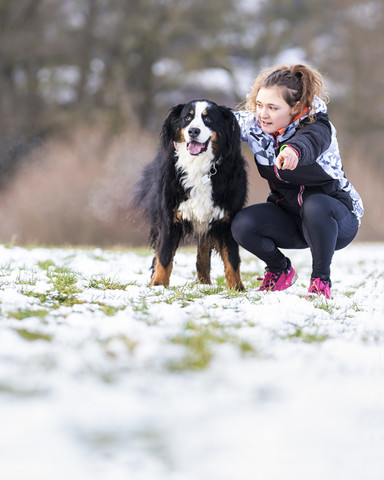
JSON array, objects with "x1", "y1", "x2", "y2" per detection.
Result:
[{"x1": 276, "y1": 147, "x2": 299, "y2": 170}]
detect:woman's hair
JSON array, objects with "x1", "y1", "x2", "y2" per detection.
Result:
[{"x1": 242, "y1": 64, "x2": 329, "y2": 122}]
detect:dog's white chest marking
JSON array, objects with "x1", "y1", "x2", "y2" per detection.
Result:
[{"x1": 175, "y1": 144, "x2": 225, "y2": 234}]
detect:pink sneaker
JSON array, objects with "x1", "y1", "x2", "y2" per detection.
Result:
[
  {"x1": 257, "y1": 259, "x2": 297, "y2": 292},
  {"x1": 307, "y1": 277, "x2": 331, "y2": 299}
]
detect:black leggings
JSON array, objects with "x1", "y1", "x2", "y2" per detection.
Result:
[{"x1": 231, "y1": 194, "x2": 359, "y2": 280}]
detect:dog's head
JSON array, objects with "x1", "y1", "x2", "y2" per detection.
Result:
[{"x1": 160, "y1": 100, "x2": 240, "y2": 159}]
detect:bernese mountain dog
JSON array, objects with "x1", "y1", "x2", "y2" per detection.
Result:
[{"x1": 134, "y1": 99, "x2": 248, "y2": 290}]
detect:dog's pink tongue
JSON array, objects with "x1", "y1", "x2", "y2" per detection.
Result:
[{"x1": 188, "y1": 141, "x2": 204, "y2": 155}]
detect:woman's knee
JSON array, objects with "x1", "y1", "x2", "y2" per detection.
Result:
[{"x1": 302, "y1": 194, "x2": 329, "y2": 220}]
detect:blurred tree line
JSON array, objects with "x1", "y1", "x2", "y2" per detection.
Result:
[
  {"x1": 1, "y1": 0, "x2": 383, "y2": 169},
  {"x1": 0, "y1": 0, "x2": 383, "y2": 243}
]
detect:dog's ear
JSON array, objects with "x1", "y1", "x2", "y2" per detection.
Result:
[
  {"x1": 160, "y1": 104, "x2": 185, "y2": 149},
  {"x1": 219, "y1": 105, "x2": 241, "y2": 159}
]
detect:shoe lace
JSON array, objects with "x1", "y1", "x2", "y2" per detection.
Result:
[
  {"x1": 309, "y1": 278, "x2": 330, "y2": 295},
  {"x1": 257, "y1": 270, "x2": 281, "y2": 290}
]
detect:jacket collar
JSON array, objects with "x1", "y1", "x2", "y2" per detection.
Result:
[{"x1": 273, "y1": 97, "x2": 328, "y2": 140}]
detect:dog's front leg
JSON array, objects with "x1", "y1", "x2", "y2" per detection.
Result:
[
  {"x1": 196, "y1": 235, "x2": 213, "y2": 284},
  {"x1": 150, "y1": 225, "x2": 181, "y2": 287}
]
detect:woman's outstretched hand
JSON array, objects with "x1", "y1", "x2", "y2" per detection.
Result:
[{"x1": 276, "y1": 147, "x2": 299, "y2": 170}]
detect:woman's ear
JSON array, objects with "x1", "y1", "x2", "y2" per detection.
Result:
[{"x1": 293, "y1": 101, "x2": 302, "y2": 116}]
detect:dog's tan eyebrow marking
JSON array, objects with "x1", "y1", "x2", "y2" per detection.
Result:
[
  {"x1": 189, "y1": 109, "x2": 194, "y2": 115},
  {"x1": 202, "y1": 109, "x2": 208, "y2": 116}
]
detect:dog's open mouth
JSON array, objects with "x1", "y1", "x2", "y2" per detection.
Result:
[{"x1": 187, "y1": 139, "x2": 210, "y2": 156}]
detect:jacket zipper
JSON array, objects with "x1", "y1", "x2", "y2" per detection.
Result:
[
  {"x1": 273, "y1": 133, "x2": 305, "y2": 208},
  {"x1": 298, "y1": 185, "x2": 305, "y2": 206},
  {"x1": 272, "y1": 133, "x2": 286, "y2": 182}
]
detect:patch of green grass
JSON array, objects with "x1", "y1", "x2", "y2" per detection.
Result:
[
  {"x1": 0, "y1": 264, "x2": 12, "y2": 277},
  {"x1": 8, "y1": 308, "x2": 49, "y2": 321},
  {"x1": 313, "y1": 299, "x2": 335, "y2": 313},
  {"x1": 51, "y1": 266, "x2": 72, "y2": 275},
  {"x1": 163, "y1": 285, "x2": 219, "y2": 304},
  {"x1": 222, "y1": 288, "x2": 249, "y2": 299},
  {"x1": 212, "y1": 272, "x2": 264, "y2": 291},
  {"x1": 351, "y1": 301, "x2": 363, "y2": 312},
  {"x1": 100, "y1": 335, "x2": 138, "y2": 356},
  {"x1": 344, "y1": 290, "x2": 355, "y2": 298},
  {"x1": 20, "y1": 268, "x2": 83, "y2": 308},
  {"x1": 16, "y1": 272, "x2": 37, "y2": 285},
  {"x1": 16, "y1": 329, "x2": 53, "y2": 342},
  {"x1": 162, "y1": 283, "x2": 245, "y2": 305},
  {"x1": 21, "y1": 289, "x2": 55, "y2": 307},
  {"x1": 89, "y1": 276, "x2": 131, "y2": 291},
  {"x1": 48, "y1": 271, "x2": 82, "y2": 307},
  {"x1": 0, "y1": 383, "x2": 49, "y2": 397},
  {"x1": 98, "y1": 303, "x2": 126, "y2": 316},
  {"x1": 37, "y1": 260, "x2": 56, "y2": 270},
  {"x1": 168, "y1": 320, "x2": 258, "y2": 371},
  {"x1": 47, "y1": 270, "x2": 83, "y2": 306},
  {"x1": 130, "y1": 296, "x2": 155, "y2": 322},
  {"x1": 198, "y1": 285, "x2": 226, "y2": 295},
  {"x1": 305, "y1": 294, "x2": 335, "y2": 313},
  {"x1": 215, "y1": 276, "x2": 226, "y2": 288},
  {"x1": 90, "y1": 254, "x2": 106, "y2": 262},
  {"x1": 284, "y1": 326, "x2": 329, "y2": 343},
  {"x1": 169, "y1": 328, "x2": 214, "y2": 370},
  {"x1": 241, "y1": 271, "x2": 263, "y2": 288}
]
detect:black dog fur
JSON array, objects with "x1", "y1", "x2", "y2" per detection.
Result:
[{"x1": 133, "y1": 99, "x2": 247, "y2": 289}]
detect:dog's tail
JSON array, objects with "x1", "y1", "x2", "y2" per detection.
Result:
[{"x1": 132, "y1": 163, "x2": 154, "y2": 211}]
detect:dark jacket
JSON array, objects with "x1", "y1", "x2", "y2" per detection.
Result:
[{"x1": 234, "y1": 97, "x2": 363, "y2": 223}]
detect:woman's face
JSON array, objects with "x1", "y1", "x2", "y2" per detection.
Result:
[{"x1": 256, "y1": 86, "x2": 300, "y2": 134}]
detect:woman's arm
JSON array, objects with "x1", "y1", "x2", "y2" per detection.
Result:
[
  {"x1": 233, "y1": 110, "x2": 256, "y2": 142},
  {"x1": 281, "y1": 113, "x2": 332, "y2": 167}
]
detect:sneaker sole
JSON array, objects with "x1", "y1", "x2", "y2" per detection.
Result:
[{"x1": 285, "y1": 271, "x2": 298, "y2": 290}]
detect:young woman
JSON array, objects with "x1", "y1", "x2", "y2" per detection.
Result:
[{"x1": 232, "y1": 64, "x2": 363, "y2": 298}]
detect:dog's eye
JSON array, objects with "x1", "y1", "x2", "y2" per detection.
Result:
[
  {"x1": 185, "y1": 114, "x2": 192, "y2": 122},
  {"x1": 204, "y1": 116, "x2": 212, "y2": 124}
]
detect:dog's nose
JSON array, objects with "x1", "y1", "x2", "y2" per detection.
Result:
[{"x1": 188, "y1": 127, "x2": 200, "y2": 138}]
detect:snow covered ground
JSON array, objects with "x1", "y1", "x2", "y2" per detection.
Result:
[{"x1": 0, "y1": 243, "x2": 383, "y2": 480}]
